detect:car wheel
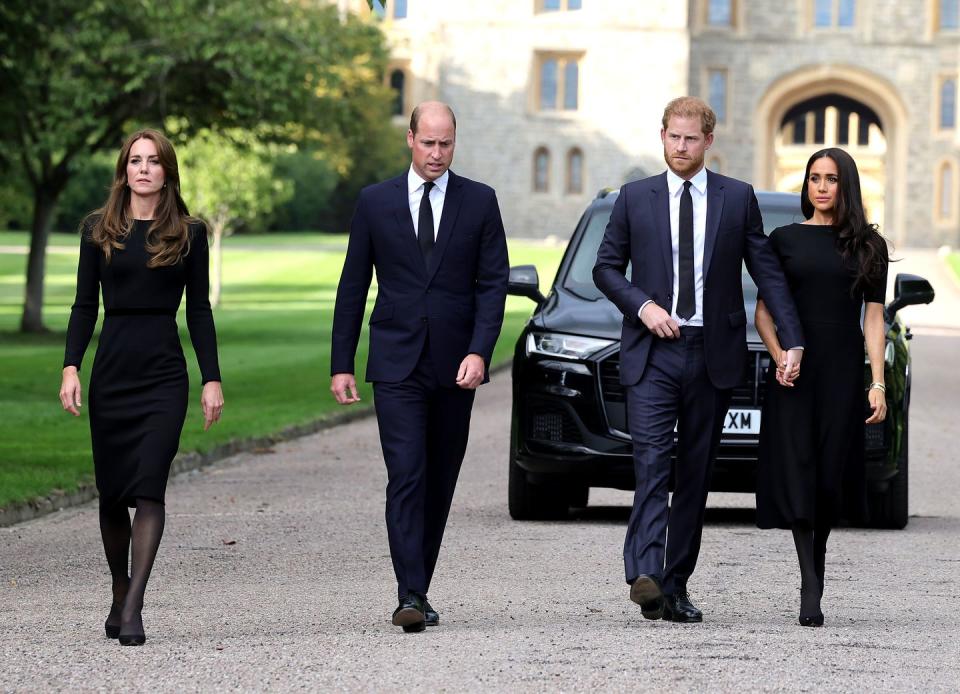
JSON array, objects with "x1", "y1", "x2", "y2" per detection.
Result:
[
  {"x1": 508, "y1": 455, "x2": 570, "y2": 521},
  {"x1": 868, "y1": 415, "x2": 909, "y2": 530}
]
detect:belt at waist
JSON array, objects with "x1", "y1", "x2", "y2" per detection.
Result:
[{"x1": 104, "y1": 308, "x2": 177, "y2": 317}]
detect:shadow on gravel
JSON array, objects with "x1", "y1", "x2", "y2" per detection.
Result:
[{"x1": 568, "y1": 506, "x2": 756, "y2": 526}]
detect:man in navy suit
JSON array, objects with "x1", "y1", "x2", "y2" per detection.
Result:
[
  {"x1": 593, "y1": 97, "x2": 804, "y2": 623},
  {"x1": 330, "y1": 101, "x2": 509, "y2": 633}
]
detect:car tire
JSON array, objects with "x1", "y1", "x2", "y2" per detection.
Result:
[
  {"x1": 508, "y1": 455, "x2": 570, "y2": 520},
  {"x1": 868, "y1": 415, "x2": 909, "y2": 530}
]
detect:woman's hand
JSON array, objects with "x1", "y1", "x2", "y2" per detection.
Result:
[
  {"x1": 59, "y1": 366, "x2": 82, "y2": 416},
  {"x1": 201, "y1": 381, "x2": 224, "y2": 431},
  {"x1": 865, "y1": 386, "x2": 887, "y2": 424}
]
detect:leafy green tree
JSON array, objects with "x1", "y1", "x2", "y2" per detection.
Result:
[
  {"x1": 270, "y1": 151, "x2": 340, "y2": 232},
  {"x1": 178, "y1": 128, "x2": 292, "y2": 307},
  {"x1": 0, "y1": 0, "x2": 395, "y2": 331}
]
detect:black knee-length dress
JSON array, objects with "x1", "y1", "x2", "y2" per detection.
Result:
[
  {"x1": 756, "y1": 223, "x2": 887, "y2": 529},
  {"x1": 64, "y1": 219, "x2": 221, "y2": 508}
]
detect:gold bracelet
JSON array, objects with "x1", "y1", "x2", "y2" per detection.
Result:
[{"x1": 869, "y1": 382, "x2": 886, "y2": 393}]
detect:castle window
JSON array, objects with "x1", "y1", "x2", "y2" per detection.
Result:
[
  {"x1": 566, "y1": 148, "x2": 584, "y2": 194},
  {"x1": 940, "y1": 0, "x2": 960, "y2": 29},
  {"x1": 534, "y1": 147, "x2": 551, "y2": 192},
  {"x1": 537, "y1": 0, "x2": 581, "y2": 11},
  {"x1": 394, "y1": 0, "x2": 407, "y2": 19},
  {"x1": 537, "y1": 53, "x2": 582, "y2": 111},
  {"x1": 708, "y1": 0, "x2": 733, "y2": 26},
  {"x1": 814, "y1": 0, "x2": 854, "y2": 28},
  {"x1": 941, "y1": 78, "x2": 956, "y2": 130},
  {"x1": 708, "y1": 69, "x2": 728, "y2": 124},
  {"x1": 937, "y1": 161, "x2": 957, "y2": 222},
  {"x1": 389, "y1": 69, "x2": 405, "y2": 116},
  {"x1": 708, "y1": 156, "x2": 723, "y2": 174}
]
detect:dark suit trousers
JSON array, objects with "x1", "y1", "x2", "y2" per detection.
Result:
[
  {"x1": 623, "y1": 328, "x2": 732, "y2": 595},
  {"x1": 372, "y1": 346, "x2": 476, "y2": 599}
]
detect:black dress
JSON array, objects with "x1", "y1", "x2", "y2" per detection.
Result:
[
  {"x1": 756, "y1": 223, "x2": 887, "y2": 529},
  {"x1": 64, "y1": 219, "x2": 221, "y2": 508}
]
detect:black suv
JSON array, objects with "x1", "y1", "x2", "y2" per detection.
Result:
[{"x1": 507, "y1": 189, "x2": 934, "y2": 529}]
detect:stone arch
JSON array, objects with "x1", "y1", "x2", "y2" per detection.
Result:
[{"x1": 754, "y1": 65, "x2": 909, "y2": 244}]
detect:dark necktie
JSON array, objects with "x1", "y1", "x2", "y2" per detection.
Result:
[
  {"x1": 418, "y1": 181, "x2": 435, "y2": 264},
  {"x1": 677, "y1": 180, "x2": 695, "y2": 320}
]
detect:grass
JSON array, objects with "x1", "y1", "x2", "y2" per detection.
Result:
[
  {"x1": 0, "y1": 232, "x2": 565, "y2": 508},
  {"x1": 947, "y1": 252, "x2": 960, "y2": 283}
]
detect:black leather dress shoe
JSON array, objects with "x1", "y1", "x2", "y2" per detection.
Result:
[
  {"x1": 629, "y1": 574, "x2": 664, "y2": 620},
  {"x1": 392, "y1": 594, "x2": 426, "y2": 633},
  {"x1": 662, "y1": 588, "x2": 703, "y2": 623},
  {"x1": 423, "y1": 598, "x2": 439, "y2": 627}
]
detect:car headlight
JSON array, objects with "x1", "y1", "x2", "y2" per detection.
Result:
[{"x1": 526, "y1": 332, "x2": 615, "y2": 360}]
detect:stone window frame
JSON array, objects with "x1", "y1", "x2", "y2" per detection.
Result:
[
  {"x1": 533, "y1": 147, "x2": 551, "y2": 193},
  {"x1": 692, "y1": 0, "x2": 743, "y2": 33},
  {"x1": 935, "y1": 158, "x2": 959, "y2": 225},
  {"x1": 534, "y1": 0, "x2": 582, "y2": 13},
  {"x1": 566, "y1": 147, "x2": 584, "y2": 194},
  {"x1": 935, "y1": 74, "x2": 957, "y2": 133},
  {"x1": 386, "y1": 61, "x2": 412, "y2": 122},
  {"x1": 934, "y1": 0, "x2": 960, "y2": 32},
  {"x1": 533, "y1": 51, "x2": 584, "y2": 113},
  {"x1": 703, "y1": 67, "x2": 730, "y2": 128},
  {"x1": 806, "y1": 0, "x2": 857, "y2": 31}
]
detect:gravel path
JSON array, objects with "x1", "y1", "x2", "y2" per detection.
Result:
[{"x1": 2, "y1": 334, "x2": 958, "y2": 692}]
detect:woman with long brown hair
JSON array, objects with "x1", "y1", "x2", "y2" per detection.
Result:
[
  {"x1": 59, "y1": 129, "x2": 224, "y2": 645},
  {"x1": 755, "y1": 147, "x2": 888, "y2": 627}
]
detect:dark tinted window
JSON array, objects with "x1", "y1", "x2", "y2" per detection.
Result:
[{"x1": 561, "y1": 197, "x2": 803, "y2": 301}]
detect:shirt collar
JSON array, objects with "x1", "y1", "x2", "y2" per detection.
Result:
[
  {"x1": 666, "y1": 165, "x2": 708, "y2": 197},
  {"x1": 408, "y1": 166, "x2": 449, "y2": 195}
]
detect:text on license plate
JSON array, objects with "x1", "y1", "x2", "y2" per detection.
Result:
[{"x1": 723, "y1": 408, "x2": 760, "y2": 434}]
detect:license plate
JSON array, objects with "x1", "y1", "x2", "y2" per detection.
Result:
[{"x1": 723, "y1": 408, "x2": 760, "y2": 434}]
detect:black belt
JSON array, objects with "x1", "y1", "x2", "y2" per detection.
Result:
[{"x1": 104, "y1": 308, "x2": 177, "y2": 317}]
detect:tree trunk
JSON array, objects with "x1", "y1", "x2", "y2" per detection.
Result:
[
  {"x1": 20, "y1": 187, "x2": 60, "y2": 333},
  {"x1": 209, "y1": 220, "x2": 224, "y2": 308}
]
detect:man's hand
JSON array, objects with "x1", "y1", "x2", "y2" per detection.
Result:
[
  {"x1": 456, "y1": 354, "x2": 485, "y2": 390},
  {"x1": 331, "y1": 373, "x2": 361, "y2": 405},
  {"x1": 640, "y1": 303, "x2": 680, "y2": 339}
]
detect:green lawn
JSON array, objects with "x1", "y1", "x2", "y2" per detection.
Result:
[
  {"x1": 947, "y1": 252, "x2": 960, "y2": 283},
  {"x1": 0, "y1": 232, "x2": 565, "y2": 508}
]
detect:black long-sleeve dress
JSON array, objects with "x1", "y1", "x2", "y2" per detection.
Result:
[
  {"x1": 64, "y1": 219, "x2": 221, "y2": 508},
  {"x1": 756, "y1": 223, "x2": 887, "y2": 529}
]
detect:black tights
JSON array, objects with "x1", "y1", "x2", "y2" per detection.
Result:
[
  {"x1": 99, "y1": 498, "x2": 165, "y2": 633},
  {"x1": 792, "y1": 521, "x2": 831, "y2": 618}
]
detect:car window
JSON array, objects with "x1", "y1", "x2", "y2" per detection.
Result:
[{"x1": 563, "y1": 198, "x2": 803, "y2": 301}]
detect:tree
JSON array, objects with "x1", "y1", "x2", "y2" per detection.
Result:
[
  {"x1": 178, "y1": 129, "x2": 292, "y2": 307},
  {"x1": 0, "y1": 0, "x2": 396, "y2": 331}
]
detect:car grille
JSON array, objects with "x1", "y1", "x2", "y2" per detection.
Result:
[
  {"x1": 527, "y1": 401, "x2": 583, "y2": 444},
  {"x1": 599, "y1": 349, "x2": 770, "y2": 409}
]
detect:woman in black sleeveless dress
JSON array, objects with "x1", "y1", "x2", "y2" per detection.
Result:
[
  {"x1": 59, "y1": 129, "x2": 223, "y2": 645},
  {"x1": 755, "y1": 147, "x2": 888, "y2": 627}
]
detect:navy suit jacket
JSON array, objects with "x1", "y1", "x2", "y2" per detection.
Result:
[
  {"x1": 331, "y1": 170, "x2": 509, "y2": 387},
  {"x1": 593, "y1": 170, "x2": 804, "y2": 390}
]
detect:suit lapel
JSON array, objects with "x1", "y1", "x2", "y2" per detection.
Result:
[
  {"x1": 392, "y1": 175, "x2": 428, "y2": 280},
  {"x1": 426, "y1": 170, "x2": 464, "y2": 282},
  {"x1": 703, "y1": 171, "x2": 724, "y2": 282},
  {"x1": 649, "y1": 172, "x2": 673, "y2": 289}
]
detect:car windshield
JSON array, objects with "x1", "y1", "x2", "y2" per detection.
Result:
[{"x1": 561, "y1": 197, "x2": 804, "y2": 302}]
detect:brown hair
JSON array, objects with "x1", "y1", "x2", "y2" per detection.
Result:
[
  {"x1": 661, "y1": 97, "x2": 717, "y2": 135},
  {"x1": 409, "y1": 102, "x2": 457, "y2": 134},
  {"x1": 88, "y1": 128, "x2": 197, "y2": 267}
]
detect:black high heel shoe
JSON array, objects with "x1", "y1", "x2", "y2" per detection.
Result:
[
  {"x1": 798, "y1": 586, "x2": 824, "y2": 627},
  {"x1": 104, "y1": 601, "x2": 122, "y2": 639},
  {"x1": 118, "y1": 610, "x2": 146, "y2": 646}
]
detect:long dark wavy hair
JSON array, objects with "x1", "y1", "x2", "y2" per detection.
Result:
[
  {"x1": 800, "y1": 147, "x2": 888, "y2": 295},
  {"x1": 87, "y1": 128, "x2": 197, "y2": 267}
]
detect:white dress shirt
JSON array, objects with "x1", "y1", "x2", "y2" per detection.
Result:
[
  {"x1": 666, "y1": 166, "x2": 708, "y2": 327},
  {"x1": 407, "y1": 166, "x2": 447, "y2": 240}
]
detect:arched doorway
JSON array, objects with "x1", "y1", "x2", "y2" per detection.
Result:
[
  {"x1": 754, "y1": 66, "x2": 908, "y2": 244},
  {"x1": 776, "y1": 94, "x2": 887, "y2": 227}
]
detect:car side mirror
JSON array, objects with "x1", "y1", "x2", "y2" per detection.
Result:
[
  {"x1": 508, "y1": 264, "x2": 546, "y2": 306},
  {"x1": 886, "y1": 273, "x2": 935, "y2": 317}
]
